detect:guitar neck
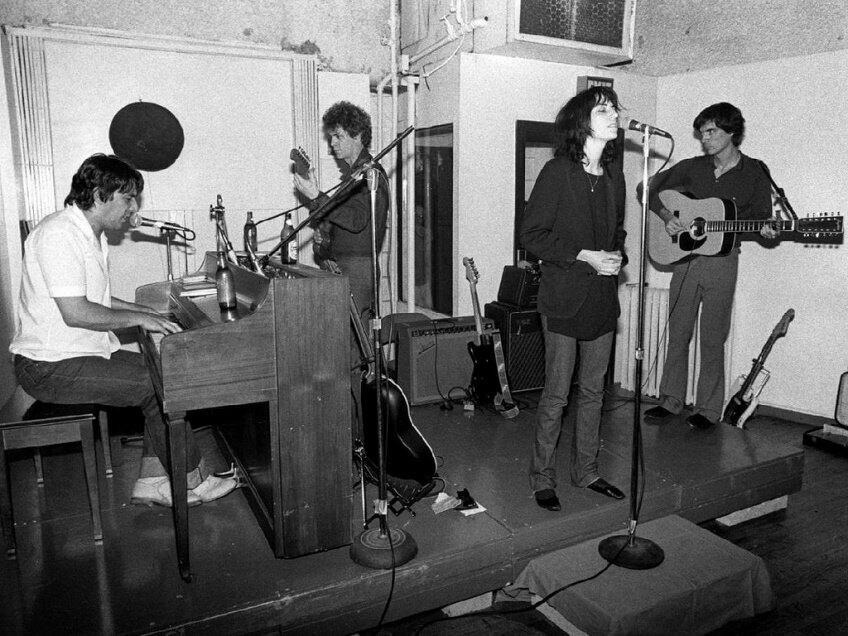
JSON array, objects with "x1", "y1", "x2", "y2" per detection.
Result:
[
  {"x1": 469, "y1": 285, "x2": 485, "y2": 345},
  {"x1": 706, "y1": 219, "x2": 792, "y2": 233}
]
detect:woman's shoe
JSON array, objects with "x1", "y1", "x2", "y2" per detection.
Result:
[{"x1": 534, "y1": 488, "x2": 562, "y2": 512}]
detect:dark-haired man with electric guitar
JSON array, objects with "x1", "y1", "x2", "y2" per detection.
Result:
[
  {"x1": 640, "y1": 102, "x2": 780, "y2": 430},
  {"x1": 292, "y1": 100, "x2": 389, "y2": 319},
  {"x1": 293, "y1": 101, "x2": 389, "y2": 442}
]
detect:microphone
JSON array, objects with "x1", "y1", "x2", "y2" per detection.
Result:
[
  {"x1": 626, "y1": 119, "x2": 673, "y2": 139},
  {"x1": 365, "y1": 167, "x2": 378, "y2": 192},
  {"x1": 129, "y1": 213, "x2": 188, "y2": 231}
]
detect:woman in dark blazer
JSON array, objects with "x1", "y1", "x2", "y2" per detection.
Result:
[{"x1": 521, "y1": 86, "x2": 628, "y2": 512}]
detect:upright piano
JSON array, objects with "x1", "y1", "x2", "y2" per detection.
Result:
[{"x1": 136, "y1": 252, "x2": 351, "y2": 581}]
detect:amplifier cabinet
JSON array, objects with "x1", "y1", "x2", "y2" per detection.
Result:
[
  {"x1": 497, "y1": 265, "x2": 540, "y2": 308},
  {"x1": 484, "y1": 302, "x2": 545, "y2": 393},
  {"x1": 395, "y1": 316, "x2": 497, "y2": 405}
]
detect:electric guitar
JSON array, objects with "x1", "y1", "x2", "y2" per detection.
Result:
[
  {"x1": 349, "y1": 295, "x2": 437, "y2": 485},
  {"x1": 648, "y1": 190, "x2": 843, "y2": 265},
  {"x1": 721, "y1": 308, "x2": 794, "y2": 428},
  {"x1": 290, "y1": 146, "x2": 311, "y2": 178},
  {"x1": 291, "y1": 146, "x2": 335, "y2": 265},
  {"x1": 462, "y1": 257, "x2": 519, "y2": 419}
]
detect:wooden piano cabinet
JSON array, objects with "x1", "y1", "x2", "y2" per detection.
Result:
[
  {"x1": 137, "y1": 254, "x2": 351, "y2": 578},
  {"x1": 218, "y1": 270, "x2": 353, "y2": 559}
]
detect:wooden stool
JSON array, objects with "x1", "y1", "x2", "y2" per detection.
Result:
[
  {"x1": 0, "y1": 386, "x2": 103, "y2": 557},
  {"x1": 33, "y1": 408, "x2": 113, "y2": 481}
]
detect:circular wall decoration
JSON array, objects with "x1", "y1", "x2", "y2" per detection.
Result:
[{"x1": 109, "y1": 101, "x2": 184, "y2": 172}]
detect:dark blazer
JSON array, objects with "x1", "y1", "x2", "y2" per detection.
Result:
[{"x1": 521, "y1": 155, "x2": 627, "y2": 321}]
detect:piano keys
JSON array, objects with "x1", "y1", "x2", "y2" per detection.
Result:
[{"x1": 136, "y1": 252, "x2": 351, "y2": 580}]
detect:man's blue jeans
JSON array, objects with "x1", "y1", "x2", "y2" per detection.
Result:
[
  {"x1": 14, "y1": 350, "x2": 203, "y2": 486},
  {"x1": 530, "y1": 317, "x2": 613, "y2": 492}
]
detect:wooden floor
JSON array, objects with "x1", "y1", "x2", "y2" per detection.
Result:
[{"x1": 0, "y1": 390, "x2": 830, "y2": 635}]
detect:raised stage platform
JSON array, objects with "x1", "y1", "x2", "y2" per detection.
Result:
[{"x1": 0, "y1": 392, "x2": 803, "y2": 635}]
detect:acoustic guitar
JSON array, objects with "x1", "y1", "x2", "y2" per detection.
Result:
[
  {"x1": 648, "y1": 190, "x2": 843, "y2": 265},
  {"x1": 349, "y1": 295, "x2": 437, "y2": 485},
  {"x1": 462, "y1": 257, "x2": 519, "y2": 419},
  {"x1": 721, "y1": 308, "x2": 794, "y2": 428}
]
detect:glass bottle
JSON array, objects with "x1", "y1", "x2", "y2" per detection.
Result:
[
  {"x1": 215, "y1": 251, "x2": 237, "y2": 310},
  {"x1": 243, "y1": 211, "x2": 258, "y2": 253},
  {"x1": 281, "y1": 212, "x2": 298, "y2": 264}
]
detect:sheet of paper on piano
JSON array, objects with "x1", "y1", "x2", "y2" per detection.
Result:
[
  {"x1": 179, "y1": 286, "x2": 216, "y2": 298},
  {"x1": 179, "y1": 275, "x2": 216, "y2": 298}
]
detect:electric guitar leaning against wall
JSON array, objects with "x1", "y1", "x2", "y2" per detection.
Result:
[
  {"x1": 462, "y1": 257, "x2": 519, "y2": 419},
  {"x1": 721, "y1": 308, "x2": 794, "y2": 428},
  {"x1": 648, "y1": 190, "x2": 843, "y2": 266}
]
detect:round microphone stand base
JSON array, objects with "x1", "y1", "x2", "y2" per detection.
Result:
[
  {"x1": 598, "y1": 534, "x2": 665, "y2": 570},
  {"x1": 350, "y1": 526, "x2": 418, "y2": 570}
]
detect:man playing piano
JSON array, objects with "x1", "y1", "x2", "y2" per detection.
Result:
[{"x1": 10, "y1": 153, "x2": 238, "y2": 507}]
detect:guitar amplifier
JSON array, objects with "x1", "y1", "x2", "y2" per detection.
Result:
[
  {"x1": 484, "y1": 302, "x2": 545, "y2": 393},
  {"x1": 497, "y1": 266, "x2": 540, "y2": 308},
  {"x1": 395, "y1": 316, "x2": 498, "y2": 405}
]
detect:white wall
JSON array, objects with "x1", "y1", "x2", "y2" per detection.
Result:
[
  {"x1": 37, "y1": 36, "x2": 299, "y2": 301},
  {"x1": 453, "y1": 52, "x2": 657, "y2": 315},
  {"x1": 655, "y1": 49, "x2": 848, "y2": 418},
  {"x1": 0, "y1": 29, "x2": 372, "y2": 401}
]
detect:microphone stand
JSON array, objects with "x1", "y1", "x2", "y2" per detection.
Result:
[
  {"x1": 348, "y1": 133, "x2": 417, "y2": 570},
  {"x1": 756, "y1": 159, "x2": 798, "y2": 222},
  {"x1": 161, "y1": 227, "x2": 177, "y2": 281},
  {"x1": 259, "y1": 126, "x2": 414, "y2": 269},
  {"x1": 598, "y1": 126, "x2": 665, "y2": 570}
]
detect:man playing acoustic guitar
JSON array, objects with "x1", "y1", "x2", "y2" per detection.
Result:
[{"x1": 640, "y1": 102, "x2": 780, "y2": 430}]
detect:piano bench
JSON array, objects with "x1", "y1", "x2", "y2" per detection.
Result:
[{"x1": 0, "y1": 386, "x2": 104, "y2": 558}]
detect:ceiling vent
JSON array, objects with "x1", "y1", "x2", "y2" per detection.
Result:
[{"x1": 512, "y1": 0, "x2": 635, "y2": 65}]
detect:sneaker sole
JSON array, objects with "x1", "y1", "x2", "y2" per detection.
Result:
[{"x1": 130, "y1": 496, "x2": 203, "y2": 508}]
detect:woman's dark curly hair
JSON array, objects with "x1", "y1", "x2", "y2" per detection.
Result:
[
  {"x1": 554, "y1": 86, "x2": 621, "y2": 167},
  {"x1": 322, "y1": 101, "x2": 372, "y2": 149},
  {"x1": 64, "y1": 153, "x2": 143, "y2": 210}
]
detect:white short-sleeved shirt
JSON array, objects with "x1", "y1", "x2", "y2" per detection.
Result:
[{"x1": 10, "y1": 205, "x2": 120, "y2": 361}]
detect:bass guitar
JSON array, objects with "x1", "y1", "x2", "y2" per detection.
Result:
[
  {"x1": 349, "y1": 295, "x2": 437, "y2": 485},
  {"x1": 721, "y1": 308, "x2": 794, "y2": 428},
  {"x1": 462, "y1": 257, "x2": 519, "y2": 419},
  {"x1": 649, "y1": 190, "x2": 843, "y2": 265}
]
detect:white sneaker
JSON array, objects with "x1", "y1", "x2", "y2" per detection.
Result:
[
  {"x1": 131, "y1": 476, "x2": 202, "y2": 508},
  {"x1": 190, "y1": 474, "x2": 239, "y2": 503}
]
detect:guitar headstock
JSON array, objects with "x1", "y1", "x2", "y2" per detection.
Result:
[
  {"x1": 462, "y1": 256, "x2": 479, "y2": 285},
  {"x1": 290, "y1": 147, "x2": 311, "y2": 178},
  {"x1": 771, "y1": 308, "x2": 794, "y2": 340},
  {"x1": 796, "y1": 215, "x2": 843, "y2": 239}
]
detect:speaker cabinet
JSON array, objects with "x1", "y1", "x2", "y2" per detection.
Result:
[
  {"x1": 484, "y1": 302, "x2": 545, "y2": 393},
  {"x1": 395, "y1": 316, "x2": 497, "y2": 405}
]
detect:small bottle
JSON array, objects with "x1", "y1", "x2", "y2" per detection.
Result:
[
  {"x1": 281, "y1": 212, "x2": 298, "y2": 264},
  {"x1": 243, "y1": 211, "x2": 258, "y2": 253},
  {"x1": 215, "y1": 251, "x2": 237, "y2": 310}
]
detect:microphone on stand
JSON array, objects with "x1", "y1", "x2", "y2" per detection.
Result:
[
  {"x1": 626, "y1": 118, "x2": 673, "y2": 139},
  {"x1": 129, "y1": 213, "x2": 190, "y2": 232},
  {"x1": 365, "y1": 167, "x2": 378, "y2": 192}
]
